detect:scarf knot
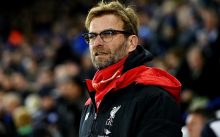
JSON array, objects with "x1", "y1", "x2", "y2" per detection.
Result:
[{"x1": 92, "y1": 70, "x2": 121, "y2": 92}]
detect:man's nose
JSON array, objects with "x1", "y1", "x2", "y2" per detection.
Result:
[{"x1": 92, "y1": 35, "x2": 103, "y2": 47}]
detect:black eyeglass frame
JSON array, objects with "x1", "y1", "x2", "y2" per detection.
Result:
[{"x1": 82, "y1": 29, "x2": 132, "y2": 44}]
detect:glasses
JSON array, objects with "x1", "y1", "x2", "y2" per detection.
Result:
[{"x1": 82, "y1": 29, "x2": 131, "y2": 45}]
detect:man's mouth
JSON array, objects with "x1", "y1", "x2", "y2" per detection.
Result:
[{"x1": 95, "y1": 52, "x2": 108, "y2": 56}]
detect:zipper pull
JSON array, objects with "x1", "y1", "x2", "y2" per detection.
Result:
[{"x1": 94, "y1": 113, "x2": 97, "y2": 120}]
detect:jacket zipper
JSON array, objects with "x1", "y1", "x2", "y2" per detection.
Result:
[{"x1": 84, "y1": 81, "x2": 98, "y2": 136}]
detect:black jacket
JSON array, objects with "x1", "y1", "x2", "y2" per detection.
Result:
[
  {"x1": 201, "y1": 119, "x2": 220, "y2": 137},
  {"x1": 79, "y1": 46, "x2": 182, "y2": 137}
]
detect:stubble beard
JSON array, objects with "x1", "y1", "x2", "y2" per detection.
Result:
[{"x1": 91, "y1": 42, "x2": 128, "y2": 70}]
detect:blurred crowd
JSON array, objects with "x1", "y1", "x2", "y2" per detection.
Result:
[{"x1": 0, "y1": 0, "x2": 220, "y2": 137}]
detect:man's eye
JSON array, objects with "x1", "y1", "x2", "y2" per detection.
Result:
[
  {"x1": 88, "y1": 33, "x2": 96, "y2": 39},
  {"x1": 102, "y1": 30, "x2": 113, "y2": 36}
]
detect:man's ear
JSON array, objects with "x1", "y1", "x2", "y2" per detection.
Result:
[{"x1": 127, "y1": 35, "x2": 138, "y2": 52}]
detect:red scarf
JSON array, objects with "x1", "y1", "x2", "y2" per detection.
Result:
[{"x1": 85, "y1": 57, "x2": 181, "y2": 109}]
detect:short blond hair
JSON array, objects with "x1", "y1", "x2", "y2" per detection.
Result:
[{"x1": 85, "y1": 1, "x2": 139, "y2": 35}]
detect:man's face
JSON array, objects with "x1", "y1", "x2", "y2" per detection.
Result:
[
  {"x1": 186, "y1": 113, "x2": 206, "y2": 137},
  {"x1": 89, "y1": 14, "x2": 130, "y2": 70}
]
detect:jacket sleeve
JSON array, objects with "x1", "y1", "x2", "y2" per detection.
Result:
[{"x1": 134, "y1": 86, "x2": 183, "y2": 137}]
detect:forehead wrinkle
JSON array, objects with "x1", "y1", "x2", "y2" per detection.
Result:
[{"x1": 89, "y1": 15, "x2": 124, "y2": 33}]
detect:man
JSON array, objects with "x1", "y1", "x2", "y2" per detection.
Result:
[
  {"x1": 80, "y1": 1, "x2": 182, "y2": 137},
  {"x1": 186, "y1": 108, "x2": 215, "y2": 137}
]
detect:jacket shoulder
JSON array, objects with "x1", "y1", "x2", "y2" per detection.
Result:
[{"x1": 129, "y1": 84, "x2": 177, "y2": 103}]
